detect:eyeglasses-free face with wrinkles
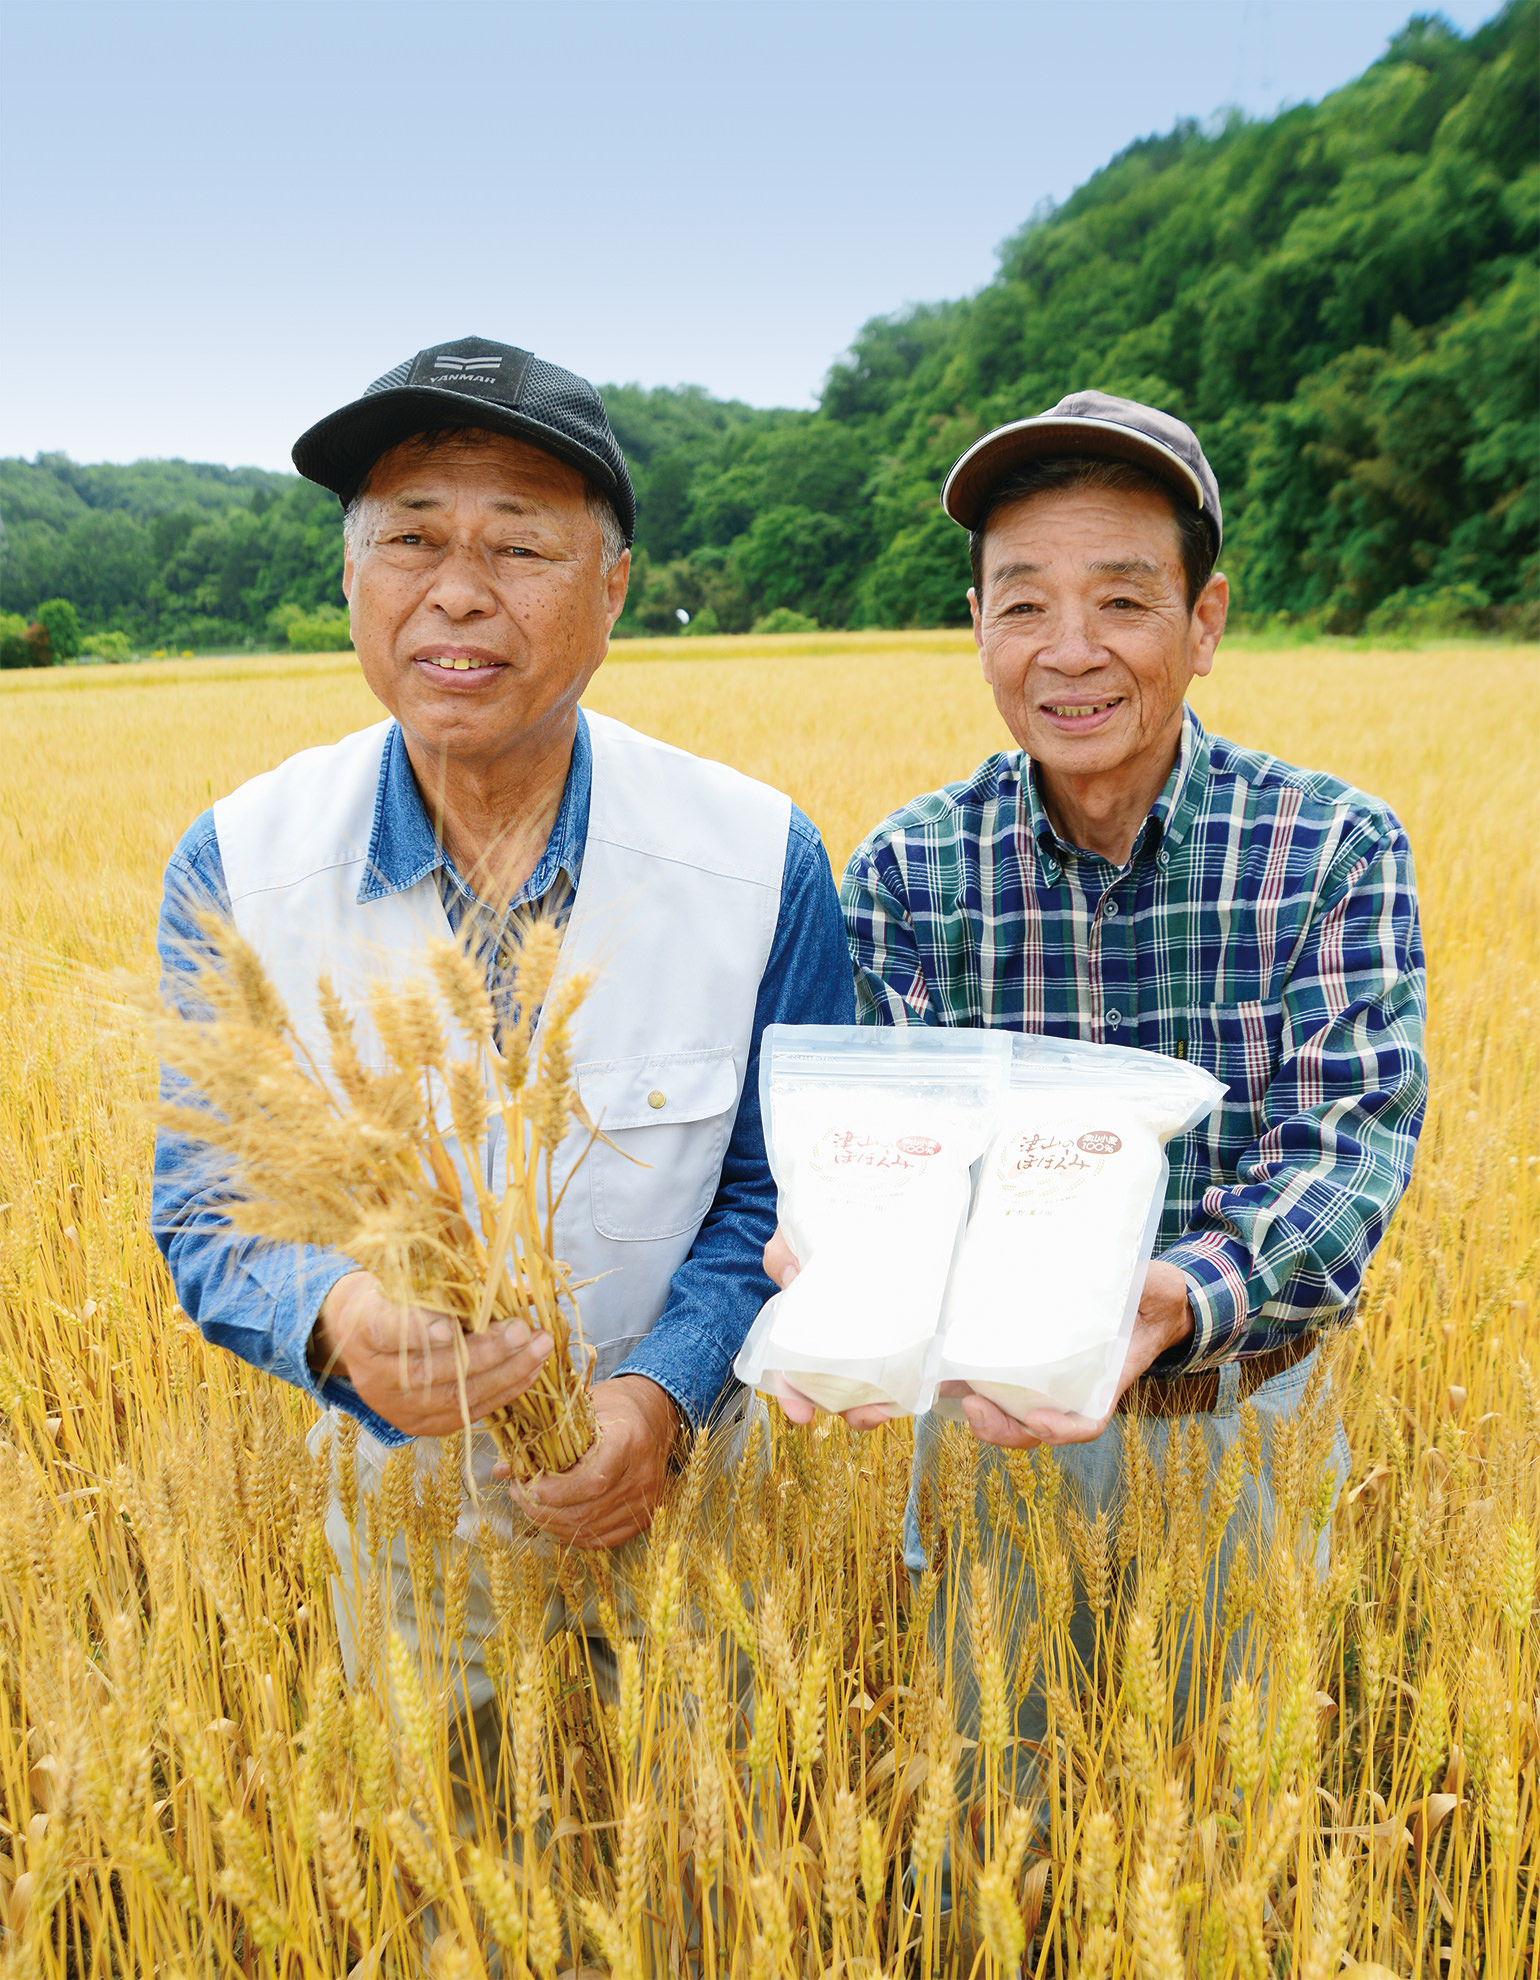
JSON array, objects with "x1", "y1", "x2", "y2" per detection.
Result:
[
  {"x1": 970, "y1": 481, "x2": 1228, "y2": 860},
  {"x1": 342, "y1": 429, "x2": 629, "y2": 780}
]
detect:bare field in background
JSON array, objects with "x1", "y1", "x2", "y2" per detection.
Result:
[{"x1": 0, "y1": 639, "x2": 1536, "y2": 1975}]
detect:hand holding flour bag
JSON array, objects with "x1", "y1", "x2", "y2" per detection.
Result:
[
  {"x1": 925, "y1": 1034, "x2": 1224, "y2": 1425},
  {"x1": 735, "y1": 1025, "x2": 1011, "y2": 1415}
]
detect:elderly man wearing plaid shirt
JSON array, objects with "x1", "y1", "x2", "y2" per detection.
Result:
[{"x1": 769, "y1": 392, "x2": 1427, "y2": 1740}]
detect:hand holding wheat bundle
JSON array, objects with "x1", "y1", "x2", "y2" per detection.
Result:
[{"x1": 154, "y1": 916, "x2": 598, "y2": 1480}]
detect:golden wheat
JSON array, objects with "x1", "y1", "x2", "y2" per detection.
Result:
[
  {"x1": 0, "y1": 636, "x2": 1535, "y2": 1977},
  {"x1": 151, "y1": 917, "x2": 596, "y2": 1480}
]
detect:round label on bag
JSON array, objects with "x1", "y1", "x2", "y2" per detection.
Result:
[
  {"x1": 995, "y1": 1125, "x2": 1108, "y2": 1208},
  {"x1": 809, "y1": 1126, "x2": 940, "y2": 1191}
]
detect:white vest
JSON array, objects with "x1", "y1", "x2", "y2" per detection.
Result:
[{"x1": 213, "y1": 709, "x2": 791, "y2": 1392}]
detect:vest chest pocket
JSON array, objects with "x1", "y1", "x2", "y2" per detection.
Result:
[{"x1": 579, "y1": 1048, "x2": 741, "y2": 1242}]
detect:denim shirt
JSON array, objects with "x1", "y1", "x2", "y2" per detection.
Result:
[{"x1": 153, "y1": 710, "x2": 855, "y2": 1441}]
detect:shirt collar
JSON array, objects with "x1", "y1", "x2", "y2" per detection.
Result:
[
  {"x1": 358, "y1": 708, "x2": 593, "y2": 906},
  {"x1": 1023, "y1": 703, "x2": 1211, "y2": 878}
]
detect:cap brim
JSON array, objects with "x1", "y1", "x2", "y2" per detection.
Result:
[
  {"x1": 292, "y1": 386, "x2": 631, "y2": 529},
  {"x1": 941, "y1": 415, "x2": 1208, "y2": 533}
]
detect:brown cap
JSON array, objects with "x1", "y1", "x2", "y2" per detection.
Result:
[{"x1": 941, "y1": 389, "x2": 1222, "y2": 550}]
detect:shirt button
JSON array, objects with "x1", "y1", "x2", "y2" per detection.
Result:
[
  {"x1": 647, "y1": 1089, "x2": 666, "y2": 1110},
  {"x1": 1158, "y1": 849, "x2": 1170, "y2": 867},
  {"x1": 1105, "y1": 1008, "x2": 1123, "y2": 1030},
  {"x1": 1103, "y1": 899, "x2": 1119, "y2": 917}
]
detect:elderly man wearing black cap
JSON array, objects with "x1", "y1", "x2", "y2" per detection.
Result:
[
  {"x1": 770, "y1": 392, "x2": 1428, "y2": 1759},
  {"x1": 152, "y1": 338, "x2": 855, "y2": 1742}
]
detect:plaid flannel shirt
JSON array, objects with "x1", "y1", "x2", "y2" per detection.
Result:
[{"x1": 841, "y1": 707, "x2": 1427, "y2": 1373}]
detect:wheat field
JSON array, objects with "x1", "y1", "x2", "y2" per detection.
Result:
[{"x1": 1, "y1": 636, "x2": 1536, "y2": 1978}]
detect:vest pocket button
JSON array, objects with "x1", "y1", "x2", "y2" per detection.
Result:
[{"x1": 647, "y1": 1089, "x2": 666, "y2": 1110}]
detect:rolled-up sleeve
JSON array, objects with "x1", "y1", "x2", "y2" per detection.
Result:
[
  {"x1": 152, "y1": 817, "x2": 389, "y2": 1437},
  {"x1": 1157, "y1": 828, "x2": 1428, "y2": 1370},
  {"x1": 613, "y1": 809, "x2": 857, "y2": 1425}
]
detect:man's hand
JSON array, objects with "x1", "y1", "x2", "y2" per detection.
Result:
[
  {"x1": 957, "y1": 1258, "x2": 1195, "y2": 1450},
  {"x1": 496, "y1": 1375, "x2": 680, "y2": 1549},
  {"x1": 763, "y1": 1224, "x2": 799, "y2": 1296},
  {"x1": 761, "y1": 1227, "x2": 896, "y2": 1433},
  {"x1": 310, "y1": 1270, "x2": 556, "y2": 1439}
]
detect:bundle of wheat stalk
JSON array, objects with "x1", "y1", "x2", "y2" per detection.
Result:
[{"x1": 152, "y1": 915, "x2": 598, "y2": 1479}]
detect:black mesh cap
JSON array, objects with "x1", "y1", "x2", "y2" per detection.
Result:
[{"x1": 291, "y1": 335, "x2": 636, "y2": 542}]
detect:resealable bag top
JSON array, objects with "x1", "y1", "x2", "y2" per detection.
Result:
[
  {"x1": 921, "y1": 1033, "x2": 1224, "y2": 1426},
  {"x1": 734, "y1": 1024, "x2": 1013, "y2": 1416}
]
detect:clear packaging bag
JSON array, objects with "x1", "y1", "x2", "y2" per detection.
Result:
[
  {"x1": 734, "y1": 1024, "x2": 1012, "y2": 1415},
  {"x1": 922, "y1": 1034, "x2": 1224, "y2": 1425}
]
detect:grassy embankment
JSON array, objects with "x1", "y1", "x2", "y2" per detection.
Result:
[{"x1": 1, "y1": 638, "x2": 1535, "y2": 1975}]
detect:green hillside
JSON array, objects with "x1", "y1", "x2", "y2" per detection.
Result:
[
  {"x1": 823, "y1": 1, "x2": 1538, "y2": 637},
  {"x1": 2, "y1": 2, "x2": 1533, "y2": 652}
]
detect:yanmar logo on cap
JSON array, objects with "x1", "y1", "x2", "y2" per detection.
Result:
[
  {"x1": 405, "y1": 341, "x2": 532, "y2": 399},
  {"x1": 426, "y1": 353, "x2": 506, "y2": 392}
]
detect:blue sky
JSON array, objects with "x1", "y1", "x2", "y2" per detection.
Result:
[{"x1": 0, "y1": 0, "x2": 1502, "y2": 470}]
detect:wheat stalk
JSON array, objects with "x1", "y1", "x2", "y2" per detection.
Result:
[
  {"x1": 152, "y1": 915, "x2": 598, "y2": 1479},
  {"x1": 3, "y1": 646, "x2": 1538, "y2": 1975}
]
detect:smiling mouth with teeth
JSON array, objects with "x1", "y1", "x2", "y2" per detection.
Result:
[
  {"x1": 1047, "y1": 699, "x2": 1120, "y2": 717},
  {"x1": 433, "y1": 656, "x2": 498, "y2": 672}
]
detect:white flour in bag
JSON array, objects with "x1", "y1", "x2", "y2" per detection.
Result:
[
  {"x1": 734, "y1": 1026, "x2": 1011, "y2": 1415},
  {"x1": 933, "y1": 1040, "x2": 1224, "y2": 1422},
  {"x1": 764, "y1": 1093, "x2": 981, "y2": 1408}
]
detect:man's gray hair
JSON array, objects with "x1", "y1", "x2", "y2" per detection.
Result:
[
  {"x1": 343, "y1": 431, "x2": 628, "y2": 575},
  {"x1": 586, "y1": 487, "x2": 628, "y2": 575}
]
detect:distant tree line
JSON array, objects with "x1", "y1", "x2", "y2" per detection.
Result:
[
  {"x1": 0, "y1": 457, "x2": 351, "y2": 656},
  {"x1": 2, "y1": 3, "x2": 1533, "y2": 653}
]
